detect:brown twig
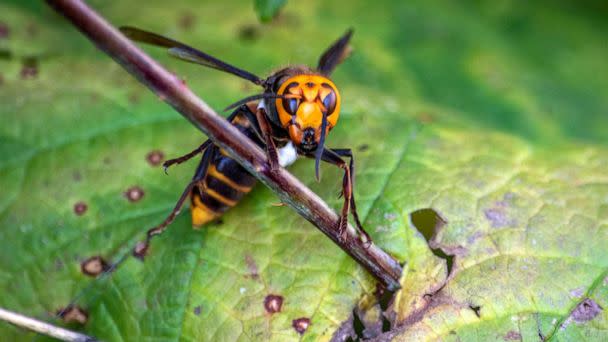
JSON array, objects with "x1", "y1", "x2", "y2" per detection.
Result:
[
  {"x1": 46, "y1": 0, "x2": 402, "y2": 290},
  {"x1": 0, "y1": 307, "x2": 96, "y2": 342}
]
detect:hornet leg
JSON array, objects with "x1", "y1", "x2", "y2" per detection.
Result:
[
  {"x1": 134, "y1": 146, "x2": 216, "y2": 259},
  {"x1": 318, "y1": 148, "x2": 371, "y2": 245},
  {"x1": 162, "y1": 109, "x2": 241, "y2": 173},
  {"x1": 162, "y1": 140, "x2": 212, "y2": 173},
  {"x1": 255, "y1": 107, "x2": 280, "y2": 171}
]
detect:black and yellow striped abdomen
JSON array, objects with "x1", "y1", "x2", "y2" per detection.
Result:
[{"x1": 190, "y1": 108, "x2": 263, "y2": 227}]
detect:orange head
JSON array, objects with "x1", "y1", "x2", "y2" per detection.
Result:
[{"x1": 275, "y1": 74, "x2": 340, "y2": 153}]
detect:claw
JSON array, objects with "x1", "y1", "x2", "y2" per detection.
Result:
[
  {"x1": 162, "y1": 157, "x2": 182, "y2": 174},
  {"x1": 359, "y1": 231, "x2": 372, "y2": 248},
  {"x1": 162, "y1": 159, "x2": 177, "y2": 175},
  {"x1": 337, "y1": 217, "x2": 348, "y2": 243},
  {"x1": 268, "y1": 149, "x2": 280, "y2": 172},
  {"x1": 269, "y1": 159, "x2": 280, "y2": 172}
]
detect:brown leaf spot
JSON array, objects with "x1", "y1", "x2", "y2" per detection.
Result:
[
  {"x1": 264, "y1": 294, "x2": 283, "y2": 314},
  {"x1": 57, "y1": 306, "x2": 88, "y2": 325},
  {"x1": 20, "y1": 60, "x2": 38, "y2": 79},
  {"x1": 146, "y1": 150, "x2": 165, "y2": 166},
  {"x1": 193, "y1": 305, "x2": 202, "y2": 316},
  {"x1": 0, "y1": 22, "x2": 9, "y2": 39},
  {"x1": 73, "y1": 201, "x2": 88, "y2": 216},
  {"x1": 292, "y1": 317, "x2": 311, "y2": 335},
  {"x1": 358, "y1": 144, "x2": 369, "y2": 152},
  {"x1": 504, "y1": 330, "x2": 521, "y2": 340},
  {"x1": 133, "y1": 241, "x2": 149, "y2": 260},
  {"x1": 125, "y1": 186, "x2": 145, "y2": 202},
  {"x1": 72, "y1": 171, "x2": 82, "y2": 181},
  {"x1": 81, "y1": 256, "x2": 110, "y2": 277},
  {"x1": 178, "y1": 13, "x2": 196, "y2": 31},
  {"x1": 245, "y1": 254, "x2": 259, "y2": 280},
  {"x1": 25, "y1": 23, "x2": 38, "y2": 38},
  {"x1": 238, "y1": 25, "x2": 260, "y2": 41},
  {"x1": 128, "y1": 92, "x2": 140, "y2": 104},
  {"x1": 417, "y1": 112, "x2": 434, "y2": 124},
  {"x1": 571, "y1": 298, "x2": 602, "y2": 323}
]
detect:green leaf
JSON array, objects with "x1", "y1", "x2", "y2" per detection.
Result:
[
  {"x1": 254, "y1": 0, "x2": 287, "y2": 22},
  {"x1": 390, "y1": 128, "x2": 608, "y2": 341},
  {"x1": 0, "y1": 1, "x2": 607, "y2": 341}
]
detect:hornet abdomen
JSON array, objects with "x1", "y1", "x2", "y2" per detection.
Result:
[{"x1": 190, "y1": 107, "x2": 262, "y2": 226}]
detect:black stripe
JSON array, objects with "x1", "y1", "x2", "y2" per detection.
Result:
[
  {"x1": 214, "y1": 155, "x2": 257, "y2": 187},
  {"x1": 205, "y1": 175, "x2": 245, "y2": 202},
  {"x1": 195, "y1": 190, "x2": 231, "y2": 213}
]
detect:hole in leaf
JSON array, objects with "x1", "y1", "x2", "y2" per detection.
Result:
[
  {"x1": 351, "y1": 309, "x2": 365, "y2": 338},
  {"x1": 376, "y1": 285, "x2": 395, "y2": 311},
  {"x1": 382, "y1": 314, "x2": 392, "y2": 333},
  {"x1": 374, "y1": 283, "x2": 397, "y2": 333},
  {"x1": 469, "y1": 304, "x2": 481, "y2": 318},
  {"x1": 410, "y1": 208, "x2": 454, "y2": 275}
]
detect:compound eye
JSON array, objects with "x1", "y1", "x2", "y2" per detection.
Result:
[
  {"x1": 283, "y1": 97, "x2": 300, "y2": 115},
  {"x1": 321, "y1": 84, "x2": 337, "y2": 115},
  {"x1": 280, "y1": 82, "x2": 301, "y2": 116}
]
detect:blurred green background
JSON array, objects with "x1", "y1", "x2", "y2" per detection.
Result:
[{"x1": 0, "y1": 0, "x2": 607, "y2": 341}]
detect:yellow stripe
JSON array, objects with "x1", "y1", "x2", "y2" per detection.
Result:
[
  {"x1": 231, "y1": 113, "x2": 250, "y2": 127},
  {"x1": 191, "y1": 194, "x2": 219, "y2": 228},
  {"x1": 207, "y1": 165, "x2": 253, "y2": 193}
]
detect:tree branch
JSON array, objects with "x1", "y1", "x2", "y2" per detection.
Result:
[
  {"x1": 46, "y1": 0, "x2": 402, "y2": 290},
  {"x1": 0, "y1": 307, "x2": 96, "y2": 342}
]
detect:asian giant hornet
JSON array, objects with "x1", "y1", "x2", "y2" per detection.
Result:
[{"x1": 118, "y1": 26, "x2": 370, "y2": 259}]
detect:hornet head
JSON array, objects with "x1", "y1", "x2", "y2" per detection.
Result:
[{"x1": 274, "y1": 74, "x2": 340, "y2": 153}]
